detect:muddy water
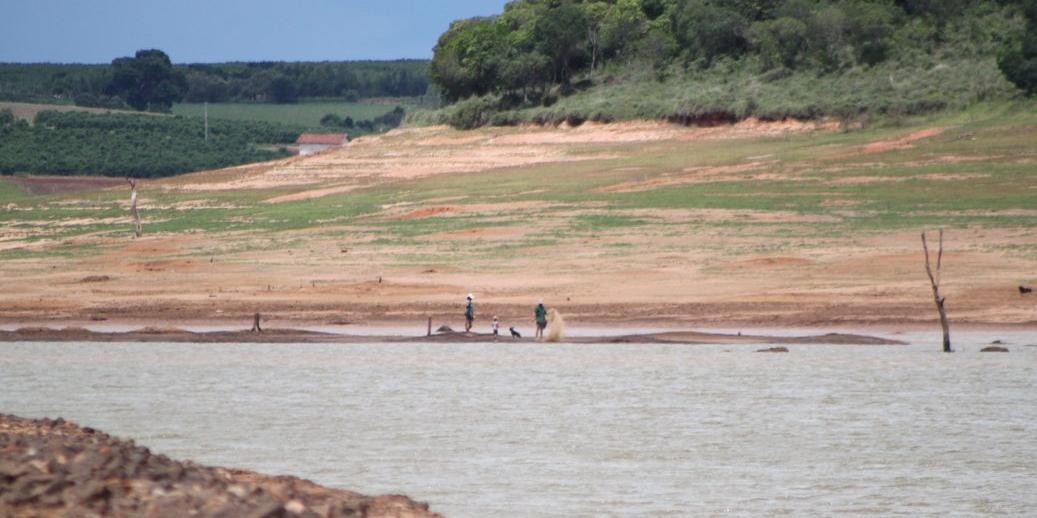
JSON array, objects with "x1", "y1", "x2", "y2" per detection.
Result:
[{"x1": 2, "y1": 332, "x2": 1036, "y2": 517}]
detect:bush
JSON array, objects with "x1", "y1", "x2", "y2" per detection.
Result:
[
  {"x1": 321, "y1": 107, "x2": 402, "y2": 131},
  {"x1": 320, "y1": 113, "x2": 343, "y2": 127},
  {"x1": 73, "y1": 92, "x2": 127, "y2": 110},
  {"x1": 447, "y1": 97, "x2": 498, "y2": 129}
]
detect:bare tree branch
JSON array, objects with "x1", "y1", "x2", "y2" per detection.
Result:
[
  {"x1": 936, "y1": 228, "x2": 944, "y2": 284},
  {"x1": 922, "y1": 230, "x2": 951, "y2": 352}
]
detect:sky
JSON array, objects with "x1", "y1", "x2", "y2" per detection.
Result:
[{"x1": 0, "y1": 0, "x2": 511, "y2": 63}]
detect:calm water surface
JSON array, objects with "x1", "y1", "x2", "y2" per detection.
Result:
[{"x1": 2, "y1": 331, "x2": 1036, "y2": 517}]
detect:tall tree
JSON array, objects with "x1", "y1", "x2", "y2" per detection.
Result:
[
  {"x1": 106, "y1": 49, "x2": 187, "y2": 112},
  {"x1": 998, "y1": 0, "x2": 1037, "y2": 95},
  {"x1": 600, "y1": 0, "x2": 650, "y2": 62},
  {"x1": 533, "y1": 1, "x2": 590, "y2": 83},
  {"x1": 674, "y1": 0, "x2": 750, "y2": 63},
  {"x1": 267, "y1": 75, "x2": 298, "y2": 104}
]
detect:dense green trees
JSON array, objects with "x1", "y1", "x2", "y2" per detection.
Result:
[
  {"x1": 105, "y1": 49, "x2": 188, "y2": 112},
  {"x1": 179, "y1": 61, "x2": 429, "y2": 103},
  {"x1": 429, "y1": 0, "x2": 1033, "y2": 117},
  {"x1": 0, "y1": 111, "x2": 302, "y2": 177},
  {"x1": 998, "y1": 0, "x2": 1037, "y2": 94},
  {"x1": 0, "y1": 60, "x2": 430, "y2": 107},
  {"x1": 674, "y1": 1, "x2": 749, "y2": 63},
  {"x1": 267, "y1": 75, "x2": 298, "y2": 104}
]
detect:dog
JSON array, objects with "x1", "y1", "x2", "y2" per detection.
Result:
[
  {"x1": 1021, "y1": 285, "x2": 1033, "y2": 295},
  {"x1": 509, "y1": 327, "x2": 522, "y2": 339}
]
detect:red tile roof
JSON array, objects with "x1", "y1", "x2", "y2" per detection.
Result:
[{"x1": 296, "y1": 133, "x2": 349, "y2": 145}]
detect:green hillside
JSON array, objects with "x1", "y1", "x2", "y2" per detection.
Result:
[{"x1": 416, "y1": 0, "x2": 1035, "y2": 128}]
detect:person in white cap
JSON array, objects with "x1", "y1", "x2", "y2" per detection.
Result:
[{"x1": 464, "y1": 294, "x2": 475, "y2": 333}]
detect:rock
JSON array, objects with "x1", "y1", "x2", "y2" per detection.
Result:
[
  {"x1": 0, "y1": 414, "x2": 441, "y2": 518},
  {"x1": 981, "y1": 346, "x2": 1009, "y2": 352},
  {"x1": 756, "y1": 347, "x2": 790, "y2": 353},
  {"x1": 435, "y1": 325, "x2": 454, "y2": 333},
  {"x1": 79, "y1": 275, "x2": 112, "y2": 283},
  {"x1": 285, "y1": 499, "x2": 306, "y2": 514}
]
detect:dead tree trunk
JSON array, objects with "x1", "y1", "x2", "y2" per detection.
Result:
[
  {"x1": 251, "y1": 312, "x2": 263, "y2": 333},
  {"x1": 126, "y1": 178, "x2": 142, "y2": 238},
  {"x1": 922, "y1": 230, "x2": 951, "y2": 352}
]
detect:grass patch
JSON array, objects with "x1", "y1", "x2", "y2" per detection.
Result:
[
  {"x1": 0, "y1": 177, "x2": 31, "y2": 204},
  {"x1": 570, "y1": 214, "x2": 650, "y2": 231},
  {"x1": 412, "y1": 56, "x2": 1021, "y2": 129}
]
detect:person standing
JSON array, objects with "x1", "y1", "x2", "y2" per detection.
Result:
[
  {"x1": 534, "y1": 300, "x2": 547, "y2": 340},
  {"x1": 464, "y1": 294, "x2": 475, "y2": 333},
  {"x1": 492, "y1": 316, "x2": 500, "y2": 342}
]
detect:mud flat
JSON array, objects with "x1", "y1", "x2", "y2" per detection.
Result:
[
  {"x1": 0, "y1": 326, "x2": 905, "y2": 345},
  {"x1": 0, "y1": 414, "x2": 439, "y2": 517}
]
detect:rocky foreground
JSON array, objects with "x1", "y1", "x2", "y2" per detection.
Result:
[{"x1": 0, "y1": 414, "x2": 440, "y2": 517}]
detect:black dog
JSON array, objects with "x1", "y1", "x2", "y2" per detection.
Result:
[
  {"x1": 509, "y1": 327, "x2": 522, "y2": 338},
  {"x1": 1021, "y1": 285, "x2": 1033, "y2": 295}
]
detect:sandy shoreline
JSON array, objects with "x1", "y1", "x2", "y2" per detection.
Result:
[
  {"x1": 2, "y1": 316, "x2": 1035, "y2": 342},
  {"x1": 0, "y1": 321, "x2": 914, "y2": 345}
]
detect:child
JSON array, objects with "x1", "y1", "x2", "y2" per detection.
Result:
[{"x1": 492, "y1": 316, "x2": 499, "y2": 341}]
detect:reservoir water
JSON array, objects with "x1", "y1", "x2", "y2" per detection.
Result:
[{"x1": 2, "y1": 331, "x2": 1036, "y2": 516}]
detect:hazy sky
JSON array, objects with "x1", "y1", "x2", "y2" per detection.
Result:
[{"x1": 0, "y1": 0, "x2": 511, "y2": 63}]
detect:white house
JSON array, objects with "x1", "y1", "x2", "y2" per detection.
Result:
[{"x1": 296, "y1": 133, "x2": 350, "y2": 156}]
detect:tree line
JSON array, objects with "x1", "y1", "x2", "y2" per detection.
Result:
[
  {"x1": 0, "y1": 54, "x2": 430, "y2": 111},
  {"x1": 430, "y1": 0, "x2": 1035, "y2": 108}
]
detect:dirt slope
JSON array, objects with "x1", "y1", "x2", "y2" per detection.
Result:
[{"x1": 1, "y1": 115, "x2": 1035, "y2": 329}]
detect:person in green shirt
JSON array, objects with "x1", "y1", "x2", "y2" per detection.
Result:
[{"x1": 534, "y1": 300, "x2": 547, "y2": 340}]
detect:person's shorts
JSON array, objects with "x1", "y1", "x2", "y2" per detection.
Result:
[{"x1": 536, "y1": 321, "x2": 547, "y2": 329}]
